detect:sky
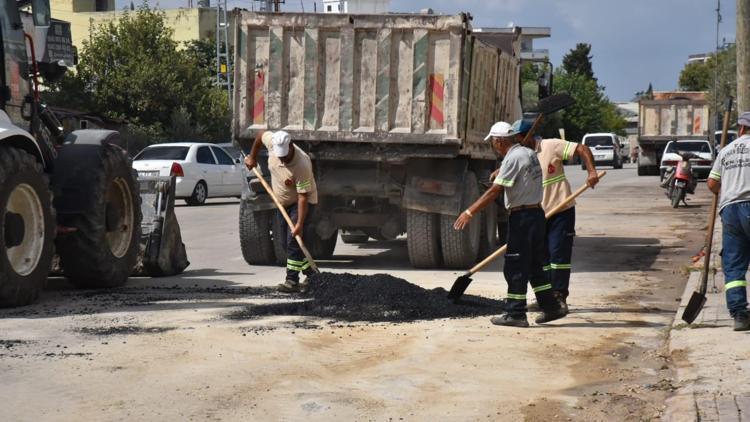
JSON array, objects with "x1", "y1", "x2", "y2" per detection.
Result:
[{"x1": 124, "y1": 0, "x2": 738, "y2": 102}]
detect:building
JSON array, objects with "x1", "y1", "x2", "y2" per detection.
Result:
[
  {"x1": 321, "y1": 0, "x2": 390, "y2": 14},
  {"x1": 687, "y1": 53, "x2": 710, "y2": 64},
  {"x1": 615, "y1": 102, "x2": 639, "y2": 147},
  {"x1": 51, "y1": 0, "x2": 225, "y2": 51}
]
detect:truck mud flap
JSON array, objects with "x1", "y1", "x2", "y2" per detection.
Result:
[
  {"x1": 133, "y1": 175, "x2": 189, "y2": 277},
  {"x1": 403, "y1": 158, "x2": 468, "y2": 216}
]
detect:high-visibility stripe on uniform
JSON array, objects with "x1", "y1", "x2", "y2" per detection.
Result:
[
  {"x1": 495, "y1": 178, "x2": 514, "y2": 187},
  {"x1": 296, "y1": 181, "x2": 312, "y2": 190},
  {"x1": 709, "y1": 171, "x2": 721, "y2": 180},
  {"x1": 550, "y1": 263, "x2": 572, "y2": 270},
  {"x1": 533, "y1": 284, "x2": 552, "y2": 293},
  {"x1": 542, "y1": 174, "x2": 567, "y2": 187},
  {"x1": 543, "y1": 265, "x2": 551, "y2": 271},
  {"x1": 562, "y1": 142, "x2": 576, "y2": 161},
  {"x1": 287, "y1": 258, "x2": 310, "y2": 271},
  {"x1": 507, "y1": 293, "x2": 527, "y2": 300},
  {"x1": 726, "y1": 280, "x2": 748, "y2": 290}
]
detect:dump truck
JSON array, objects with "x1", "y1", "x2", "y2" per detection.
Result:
[
  {"x1": 0, "y1": 0, "x2": 187, "y2": 307},
  {"x1": 637, "y1": 91, "x2": 710, "y2": 177},
  {"x1": 233, "y1": 11, "x2": 523, "y2": 269}
]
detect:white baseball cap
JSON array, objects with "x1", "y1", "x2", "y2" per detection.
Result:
[
  {"x1": 271, "y1": 131, "x2": 291, "y2": 157},
  {"x1": 484, "y1": 121, "x2": 513, "y2": 140}
]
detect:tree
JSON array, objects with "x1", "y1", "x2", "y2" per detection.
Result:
[
  {"x1": 562, "y1": 43, "x2": 596, "y2": 81},
  {"x1": 44, "y1": 4, "x2": 230, "y2": 148},
  {"x1": 679, "y1": 62, "x2": 712, "y2": 91}
]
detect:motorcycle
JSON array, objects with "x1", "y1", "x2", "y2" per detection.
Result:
[{"x1": 661, "y1": 151, "x2": 698, "y2": 208}]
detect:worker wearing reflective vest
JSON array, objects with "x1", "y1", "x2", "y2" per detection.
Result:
[
  {"x1": 522, "y1": 134, "x2": 599, "y2": 311},
  {"x1": 454, "y1": 120, "x2": 567, "y2": 327},
  {"x1": 707, "y1": 112, "x2": 750, "y2": 331}
]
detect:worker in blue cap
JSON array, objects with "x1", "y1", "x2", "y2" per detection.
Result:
[{"x1": 454, "y1": 119, "x2": 567, "y2": 327}]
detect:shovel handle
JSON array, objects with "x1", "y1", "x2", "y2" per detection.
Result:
[
  {"x1": 251, "y1": 166, "x2": 319, "y2": 273},
  {"x1": 466, "y1": 171, "x2": 607, "y2": 276}
]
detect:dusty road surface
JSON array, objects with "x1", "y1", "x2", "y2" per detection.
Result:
[{"x1": 1, "y1": 164, "x2": 710, "y2": 421}]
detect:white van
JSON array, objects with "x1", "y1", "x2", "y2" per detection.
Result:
[{"x1": 581, "y1": 133, "x2": 624, "y2": 169}]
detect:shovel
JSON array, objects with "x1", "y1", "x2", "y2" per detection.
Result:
[
  {"x1": 448, "y1": 171, "x2": 606, "y2": 302},
  {"x1": 681, "y1": 98, "x2": 733, "y2": 324}
]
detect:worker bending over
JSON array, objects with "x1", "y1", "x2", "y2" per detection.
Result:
[
  {"x1": 245, "y1": 130, "x2": 318, "y2": 293},
  {"x1": 522, "y1": 133, "x2": 599, "y2": 312},
  {"x1": 454, "y1": 120, "x2": 567, "y2": 327},
  {"x1": 707, "y1": 112, "x2": 750, "y2": 331}
]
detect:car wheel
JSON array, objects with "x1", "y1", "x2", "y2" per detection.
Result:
[{"x1": 186, "y1": 181, "x2": 207, "y2": 206}]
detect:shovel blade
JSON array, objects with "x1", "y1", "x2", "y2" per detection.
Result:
[
  {"x1": 448, "y1": 275, "x2": 473, "y2": 302},
  {"x1": 681, "y1": 292, "x2": 707, "y2": 324}
]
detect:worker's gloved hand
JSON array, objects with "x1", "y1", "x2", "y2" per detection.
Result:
[
  {"x1": 244, "y1": 155, "x2": 257, "y2": 170},
  {"x1": 587, "y1": 171, "x2": 600, "y2": 188}
]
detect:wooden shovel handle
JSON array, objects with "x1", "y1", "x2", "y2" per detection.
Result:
[
  {"x1": 466, "y1": 171, "x2": 607, "y2": 276},
  {"x1": 251, "y1": 166, "x2": 319, "y2": 273}
]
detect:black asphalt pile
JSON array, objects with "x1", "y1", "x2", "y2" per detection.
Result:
[{"x1": 229, "y1": 272, "x2": 504, "y2": 323}]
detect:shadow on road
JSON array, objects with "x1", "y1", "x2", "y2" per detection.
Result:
[{"x1": 573, "y1": 236, "x2": 662, "y2": 272}]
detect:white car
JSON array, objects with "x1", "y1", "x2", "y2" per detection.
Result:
[
  {"x1": 659, "y1": 140, "x2": 714, "y2": 180},
  {"x1": 581, "y1": 133, "x2": 624, "y2": 169},
  {"x1": 133, "y1": 143, "x2": 245, "y2": 205}
]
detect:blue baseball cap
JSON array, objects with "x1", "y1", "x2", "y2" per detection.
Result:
[{"x1": 508, "y1": 119, "x2": 533, "y2": 136}]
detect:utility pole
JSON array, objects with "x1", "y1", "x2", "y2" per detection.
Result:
[{"x1": 738, "y1": 0, "x2": 750, "y2": 112}]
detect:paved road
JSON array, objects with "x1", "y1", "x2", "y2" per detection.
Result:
[{"x1": 0, "y1": 164, "x2": 712, "y2": 421}]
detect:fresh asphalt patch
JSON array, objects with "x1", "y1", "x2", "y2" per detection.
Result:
[{"x1": 228, "y1": 272, "x2": 505, "y2": 323}]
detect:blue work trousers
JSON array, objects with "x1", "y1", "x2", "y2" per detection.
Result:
[
  {"x1": 545, "y1": 207, "x2": 576, "y2": 299},
  {"x1": 504, "y1": 208, "x2": 558, "y2": 316},
  {"x1": 278, "y1": 204, "x2": 316, "y2": 283},
  {"x1": 721, "y1": 201, "x2": 750, "y2": 316}
]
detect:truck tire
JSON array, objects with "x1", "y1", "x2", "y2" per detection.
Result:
[
  {"x1": 55, "y1": 144, "x2": 141, "y2": 288},
  {"x1": 306, "y1": 229, "x2": 337, "y2": 260},
  {"x1": 239, "y1": 201, "x2": 275, "y2": 265},
  {"x1": 440, "y1": 172, "x2": 481, "y2": 268},
  {"x1": 406, "y1": 209, "x2": 442, "y2": 268},
  {"x1": 477, "y1": 201, "x2": 498, "y2": 260},
  {"x1": 341, "y1": 231, "x2": 369, "y2": 244},
  {"x1": 0, "y1": 147, "x2": 55, "y2": 307},
  {"x1": 637, "y1": 163, "x2": 646, "y2": 176}
]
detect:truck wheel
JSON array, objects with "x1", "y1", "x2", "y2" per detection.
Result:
[
  {"x1": 185, "y1": 181, "x2": 207, "y2": 206},
  {"x1": 341, "y1": 231, "x2": 369, "y2": 244},
  {"x1": 406, "y1": 209, "x2": 442, "y2": 268},
  {"x1": 56, "y1": 144, "x2": 141, "y2": 288},
  {"x1": 239, "y1": 201, "x2": 275, "y2": 265},
  {"x1": 477, "y1": 201, "x2": 498, "y2": 260},
  {"x1": 0, "y1": 148, "x2": 55, "y2": 307},
  {"x1": 637, "y1": 163, "x2": 646, "y2": 176},
  {"x1": 440, "y1": 172, "x2": 481, "y2": 268},
  {"x1": 306, "y1": 229, "x2": 337, "y2": 260}
]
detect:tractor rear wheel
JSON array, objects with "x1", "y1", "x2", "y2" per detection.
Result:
[{"x1": 0, "y1": 147, "x2": 55, "y2": 307}]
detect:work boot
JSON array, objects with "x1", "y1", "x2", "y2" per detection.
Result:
[
  {"x1": 734, "y1": 312, "x2": 750, "y2": 331},
  {"x1": 490, "y1": 313, "x2": 529, "y2": 328},
  {"x1": 526, "y1": 302, "x2": 540, "y2": 312},
  {"x1": 555, "y1": 291, "x2": 569, "y2": 314},
  {"x1": 277, "y1": 279, "x2": 300, "y2": 293},
  {"x1": 535, "y1": 305, "x2": 568, "y2": 324}
]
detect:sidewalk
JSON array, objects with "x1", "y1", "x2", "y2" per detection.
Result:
[{"x1": 665, "y1": 237, "x2": 750, "y2": 421}]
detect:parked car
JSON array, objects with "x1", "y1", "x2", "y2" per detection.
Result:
[
  {"x1": 133, "y1": 143, "x2": 245, "y2": 205},
  {"x1": 659, "y1": 139, "x2": 714, "y2": 180},
  {"x1": 581, "y1": 133, "x2": 624, "y2": 169}
]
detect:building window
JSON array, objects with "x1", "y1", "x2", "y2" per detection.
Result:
[
  {"x1": 95, "y1": 0, "x2": 108, "y2": 11},
  {"x1": 326, "y1": 5, "x2": 331, "y2": 11}
]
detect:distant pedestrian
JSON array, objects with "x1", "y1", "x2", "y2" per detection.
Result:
[
  {"x1": 522, "y1": 134, "x2": 599, "y2": 312},
  {"x1": 245, "y1": 130, "x2": 318, "y2": 293},
  {"x1": 454, "y1": 120, "x2": 567, "y2": 327},
  {"x1": 707, "y1": 111, "x2": 750, "y2": 331},
  {"x1": 631, "y1": 145, "x2": 639, "y2": 164}
]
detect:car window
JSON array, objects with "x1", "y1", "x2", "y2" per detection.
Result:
[
  {"x1": 196, "y1": 146, "x2": 216, "y2": 164},
  {"x1": 667, "y1": 142, "x2": 711, "y2": 154},
  {"x1": 135, "y1": 146, "x2": 190, "y2": 160},
  {"x1": 583, "y1": 136, "x2": 614, "y2": 147},
  {"x1": 212, "y1": 147, "x2": 235, "y2": 165}
]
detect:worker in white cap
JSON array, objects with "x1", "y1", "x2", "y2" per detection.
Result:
[
  {"x1": 245, "y1": 130, "x2": 318, "y2": 293},
  {"x1": 708, "y1": 111, "x2": 750, "y2": 331},
  {"x1": 454, "y1": 120, "x2": 567, "y2": 327}
]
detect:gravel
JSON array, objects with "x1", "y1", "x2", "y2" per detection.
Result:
[{"x1": 229, "y1": 272, "x2": 504, "y2": 323}]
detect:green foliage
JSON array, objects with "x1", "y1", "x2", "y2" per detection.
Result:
[
  {"x1": 43, "y1": 4, "x2": 230, "y2": 149},
  {"x1": 679, "y1": 62, "x2": 712, "y2": 91},
  {"x1": 562, "y1": 43, "x2": 596, "y2": 81},
  {"x1": 553, "y1": 69, "x2": 626, "y2": 140},
  {"x1": 678, "y1": 46, "x2": 737, "y2": 123}
]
